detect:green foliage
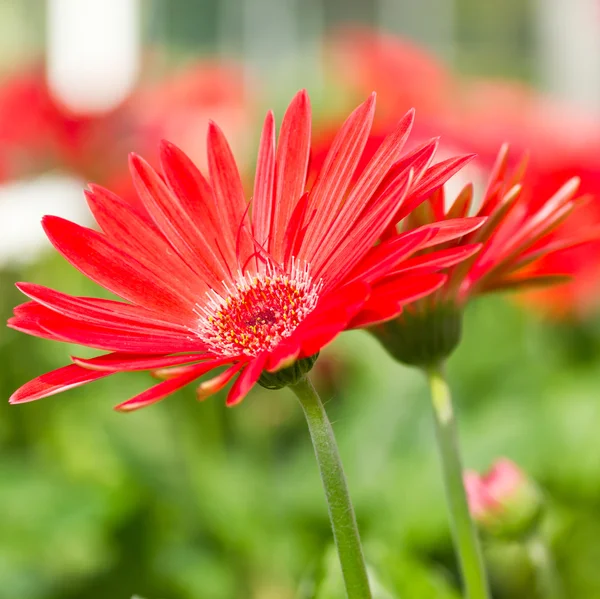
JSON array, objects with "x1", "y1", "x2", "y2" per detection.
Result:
[{"x1": 3, "y1": 257, "x2": 600, "y2": 598}]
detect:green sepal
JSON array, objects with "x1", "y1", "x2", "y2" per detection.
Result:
[
  {"x1": 371, "y1": 304, "x2": 462, "y2": 367},
  {"x1": 257, "y1": 353, "x2": 319, "y2": 390}
]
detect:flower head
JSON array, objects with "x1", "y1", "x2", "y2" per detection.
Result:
[
  {"x1": 464, "y1": 459, "x2": 543, "y2": 538},
  {"x1": 371, "y1": 144, "x2": 590, "y2": 366},
  {"x1": 8, "y1": 90, "x2": 480, "y2": 411}
]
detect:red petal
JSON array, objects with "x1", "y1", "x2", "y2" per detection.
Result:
[
  {"x1": 10, "y1": 364, "x2": 110, "y2": 403},
  {"x1": 298, "y1": 319, "x2": 351, "y2": 358},
  {"x1": 393, "y1": 244, "x2": 482, "y2": 275},
  {"x1": 152, "y1": 356, "x2": 237, "y2": 381},
  {"x1": 344, "y1": 227, "x2": 435, "y2": 285},
  {"x1": 16, "y1": 283, "x2": 187, "y2": 333},
  {"x1": 417, "y1": 217, "x2": 486, "y2": 248},
  {"x1": 270, "y1": 90, "x2": 311, "y2": 261},
  {"x1": 226, "y1": 354, "x2": 267, "y2": 406},
  {"x1": 252, "y1": 111, "x2": 277, "y2": 247},
  {"x1": 207, "y1": 122, "x2": 254, "y2": 268},
  {"x1": 8, "y1": 304, "x2": 61, "y2": 341},
  {"x1": 349, "y1": 273, "x2": 447, "y2": 328},
  {"x1": 282, "y1": 192, "x2": 310, "y2": 267},
  {"x1": 395, "y1": 154, "x2": 476, "y2": 222},
  {"x1": 316, "y1": 168, "x2": 415, "y2": 288},
  {"x1": 160, "y1": 140, "x2": 235, "y2": 278},
  {"x1": 12, "y1": 305, "x2": 205, "y2": 353},
  {"x1": 294, "y1": 281, "x2": 371, "y2": 355},
  {"x1": 446, "y1": 184, "x2": 474, "y2": 220},
  {"x1": 85, "y1": 186, "x2": 205, "y2": 296},
  {"x1": 42, "y1": 216, "x2": 194, "y2": 322},
  {"x1": 196, "y1": 361, "x2": 246, "y2": 400},
  {"x1": 301, "y1": 94, "x2": 376, "y2": 262},
  {"x1": 266, "y1": 339, "x2": 301, "y2": 372},
  {"x1": 71, "y1": 352, "x2": 208, "y2": 372},
  {"x1": 129, "y1": 154, "x2": 228, "y2": 290},
  {"x1": 114, "y1": 362, "x2": 214, "y2": 412},
  {"x1": 319, "y1": 110, "x2": 415, "y2": 263}
]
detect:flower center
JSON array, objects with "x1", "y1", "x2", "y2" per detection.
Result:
[{"x1": 196, "y1": 261, "x2": 321, "y2": 357}]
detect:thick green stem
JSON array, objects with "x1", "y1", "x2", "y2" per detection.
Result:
[
  {"x1": 426, "y1": 364, "x2": 491, "y2": 599},
  {"x1": 290, "y1": 376, "x2": 372, "y2": 599},
  {"x1": 527, "y1": 534, "x2": 563, "y2": 599}
]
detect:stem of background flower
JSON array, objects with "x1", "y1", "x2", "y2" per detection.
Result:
[
  {"x1": 425, "y1": 364, "x2": 491, "y2": 599},
  {"x1": 527, "y1": 534, "x2": 563, "y2": 599},
  {"x1": 290, "y1": 376, "x2": 372, "y2": 599}
]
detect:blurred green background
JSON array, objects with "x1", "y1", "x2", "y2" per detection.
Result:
[{"x1": 1, "y1": 1, "x2": 600, "y2": 598}]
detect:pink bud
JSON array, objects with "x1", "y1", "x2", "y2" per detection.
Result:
[{"x1": 464, "y1": 459, "x2": 542, "y2": 538}]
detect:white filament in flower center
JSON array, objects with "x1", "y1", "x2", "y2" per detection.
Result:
[{"x1": 195, "y1": 259, "x2": 322, "y2": 357}]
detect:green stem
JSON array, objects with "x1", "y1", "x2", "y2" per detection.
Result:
[
  {"x1": 527, "y1": 534, "x2": 563, "y2": 599},
  {"x1": 290, "y1": 376, "x2": 372, "y2": 599},
  {"x1": 426, "y1": 364, "x2": 490, "y2": 599}
]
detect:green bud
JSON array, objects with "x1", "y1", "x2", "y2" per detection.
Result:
[{"x1": 371, "y1": 304, "x2": 462, "y2": 367}]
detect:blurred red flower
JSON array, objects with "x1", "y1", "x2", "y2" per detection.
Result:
[
  {"x1": 0, "y1": 61, "x2": 254, "y2": 210},
  {"x1": 448, "y1": 81, "x2": 600, "y2": 318},
  {"x1": 8, "y1": 91, "x2": 480, "y2": 411},
  {"x1": 0, "y1": 66, "x2": 133, "y2": 183}
]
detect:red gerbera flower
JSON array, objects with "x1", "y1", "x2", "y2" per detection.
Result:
[
  {"x1": 371, "y1": 144, "x2": 590, "y2": 366},
  {"x1": 319, "y1": 26, "x2": 600, "y2": 319},
  {"x1": 8, "y1": 90, "x2": 482, "y2": 411}
]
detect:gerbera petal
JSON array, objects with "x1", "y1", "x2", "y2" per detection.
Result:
[
  {"x1": 226, "y1": 354, "x2": 268, "y2": 406},
  {"x1": 9, "y1": 364, "x2": 111, "y2": 404},
  {"x1": 21, "y1": 308, "x2": 206, "y2": 353},
  {"x1": 371, "y1": 272, "x2": 447, "y2": 302},
  {"x1": 42, "y1": 216, "x2": 194, "y2": 320},
  {"x1": 159, "y1": 140, "x2": 234, "y2": 280},
  {"x1": 207, "y1": 121, "x2": 254, "y2": 268},
  {"x1": 320, "y1": 110, "x2": 415, "y2": 259},
  {"x1": 16, "y1": 283, "x2": 188, "y2": 333},
  {"x1": 85, "y1": 187, "x2": 207, "y2": 296},
  {"x1": 265, "y1": 339, "x2": 301, "y2": 373},
  {"x1": 395, "y1": 154, "x2": 476, "y2": 223},
  {"x1": 298, "y1": 319, "x2": 352, "y2": 359},
  {"x1": 417, "y1": 217, "x2": 486, "y2": 248},
  {"x1": 316, "y1": 168, "x2": 415, "y2": 288},
  {"x1": 8, "y1": 304, "x2": 61, "y2": 341},
  {"x1": 252, "y1": 111, "x2": 277, "y2": 248},
  {"x1": 114, "y1": 362, "x2": 214, "y2": 412},
  {"x1": 270, "y1": 90, "x2": 311, "y2": 261},
  {"x1": 300, "y1": 93, "x2": 377, "y2": 262},
  {"x1": 71, "y1": 352, "x2": 208, "y2": 373},
  {"x1": 344, "y1": 226, "x2": 436, "y2": 285},
  {"x1": 392, "y1": 244, "x2": 482, "y2": 276},
  {"x1": 129, "y1": 153, "x2": 228, "y2": 290},
  {"x1": 197, "y1": 361, "x2": 246, "y2": 401},
  {"x1": 291, "y1": 282, "x2": 371, "y2": 357},
  {"x1": 282, "y1": 192, "x2": 310, "y2": 267},
  {"x1": 152, "y1": 356, "x2": 235, "y2": 381},
  {"x1": 446, "y1": 184, "x2": 474, "y2": 220},
  {"x1": 349, "y1": 273, "x2": 447, "y2": 328}
]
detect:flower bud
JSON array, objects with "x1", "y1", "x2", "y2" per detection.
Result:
[
  {"x1": 464, "y1": 459, "x2": 543, "y2": 539},
  {"x1": 371, "y1": 303, "x2": 462, "y2": 367}
]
